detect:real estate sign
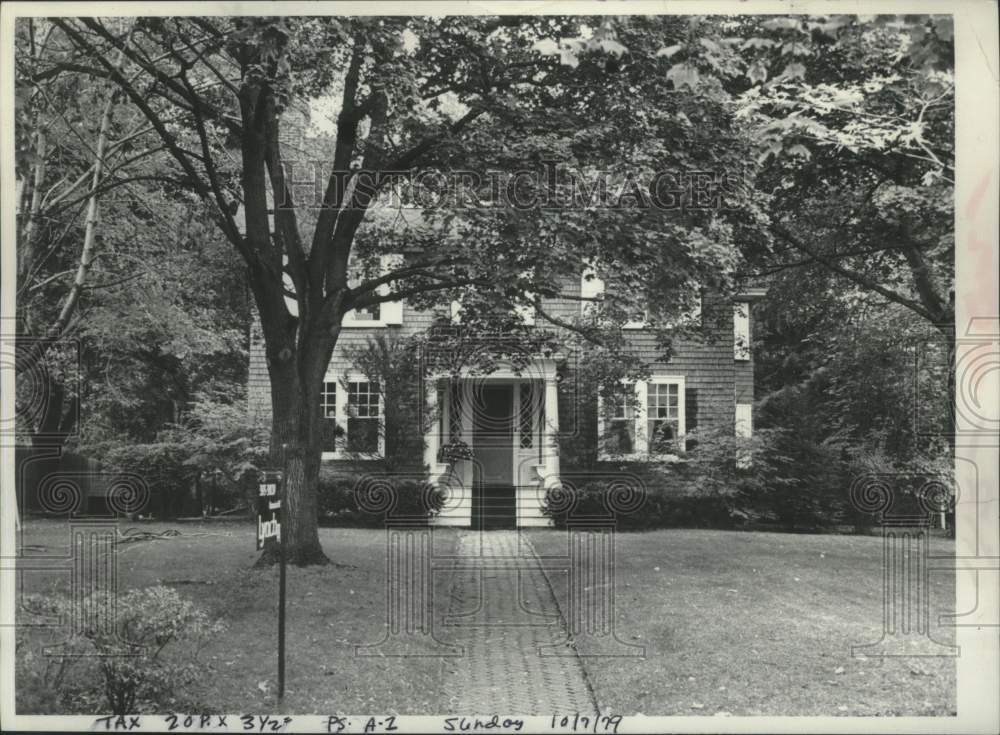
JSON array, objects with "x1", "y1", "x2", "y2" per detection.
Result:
[{"x1": 257, "y1": 471, "x2": 282, "y2": 550}]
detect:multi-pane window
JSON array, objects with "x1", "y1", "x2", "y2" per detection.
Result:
[
  {"x1": 647, "y1": 382, "x2": 680, "y2": 452},
  {"x1": 347, "y1": 380, "x2": 380, "y2": 454},
  {"x1": 342, "y1": 254, "x2": 402, "y2": 326},
  {"x1": 349, "y1": 303, "x2": 381, "y2": 322},
  {"x1": 321, "y1": 381, "x2": 337, "y2": 418},
  {"x1": 605, "y1": 388, "x2": 636, "y2": 455},
  {"x1": 598, "y1": 377, "x2": 685, "y2": 460},
  {"x1": 319, "y1": 375, "x2": 385, "y2": 458}
]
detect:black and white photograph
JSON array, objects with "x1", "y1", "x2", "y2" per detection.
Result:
[{"x1": 1, "y1": 1, "x2": 997, "y2": 732}]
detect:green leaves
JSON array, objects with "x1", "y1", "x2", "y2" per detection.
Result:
[
  {"x1": 747, "y1": 60, "x2": 768, "y2": 85},
  {"x1": 666, "y1": 63, "x2": 700, "y2": 90},
  {"x1": 532, "y1": 27, "x2": 628, "y2": 68}
]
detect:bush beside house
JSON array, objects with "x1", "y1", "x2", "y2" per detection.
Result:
[{"x1": 317, "y1": 467, "x2": 444, "y2": 527}]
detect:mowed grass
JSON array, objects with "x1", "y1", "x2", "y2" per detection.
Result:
[
  {"x1": 529, "y1": 528, "x2": 957, "y2": 717},
  {"x1": 16, "y1": 519, "x2": 460, "y2": 714},
  {"x1": 17, "y1": 521, "x2": 956, "y2": 716}
]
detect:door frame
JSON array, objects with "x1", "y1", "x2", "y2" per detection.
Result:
[{"x1": 428, "y1": 358, "x2": 559, "y2": 527}]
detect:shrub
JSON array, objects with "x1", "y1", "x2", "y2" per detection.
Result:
[
  {"x1": 18, "y1": 587, "x2": 222, "y2": 714},
  {"x1": 15, "y1": 595, "x2": 93, "y2": 713},
  {"x1": 548, "y1": 425, "x2": 863, "y2": 532},
  {"x1": 88, "y1": 393, "x2": 269, "y2": 518},
  {"x1": 318, "y1": 475, "x2": 445, "y2": 527},
  {"x1": 542, "y1": 480, "x2": 739, "y2": 531}
]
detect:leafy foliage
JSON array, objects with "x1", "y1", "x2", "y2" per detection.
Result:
[
  {"x1": 16, "y1": 14, "x2": 954, "y2": 547},
  {"x1": 92, "y1": 391, "x2": 268, "y2": 517},
  {"x1": 16, "y1": 587, "x2": 221, "y2": 714},
  {"x1": 317, "y1": 475, "x2": 444, "y2": 526},
  {"x1": 341, "y1": 334, "x2": 426, "y2": 471}
]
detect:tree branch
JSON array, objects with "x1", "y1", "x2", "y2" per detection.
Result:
[{"x1": 770, "y1": 221, "x2": 937, "y2": 323}]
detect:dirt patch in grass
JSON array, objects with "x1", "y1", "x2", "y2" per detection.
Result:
[{"x1": 528, "y1": 528, "x2": 956, "y2": 717}]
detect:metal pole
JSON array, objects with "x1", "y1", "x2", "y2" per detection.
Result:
[{"x1": 278, "y1": 444, "x2": 288, "y2": 704}]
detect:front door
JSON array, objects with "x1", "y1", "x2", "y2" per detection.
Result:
[{"x1": 472, "y1": 384, "x2": 515, "y2": 529}]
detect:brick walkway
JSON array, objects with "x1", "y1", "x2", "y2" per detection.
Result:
[{"x1": 439, "y1": 530, "x2": 597, "y2": 714}]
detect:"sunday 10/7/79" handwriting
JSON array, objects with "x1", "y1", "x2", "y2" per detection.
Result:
[{"x1": 90, "y1": 713, "x2": 625, "y2": 734}]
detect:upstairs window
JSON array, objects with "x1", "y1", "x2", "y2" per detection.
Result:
[
  {"x1": 580, "y1": 263, "x2": 645, "y2": 328},
  {"x1": 343, "y1": 255, "x2": 403, "y2": 327},
  {"x1": 348, "y1": 302, "x2": 381, "y2": 323}
]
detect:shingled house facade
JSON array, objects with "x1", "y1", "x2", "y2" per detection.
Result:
[{"x1": 248, "y1": 261, "x2": 763, "y2": 529}]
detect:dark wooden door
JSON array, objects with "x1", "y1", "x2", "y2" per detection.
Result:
[
  {"x1": 472, "y1": 384, "x2": 515, "y2": 528},
  {"x1": 473, "y1": 384, "x2": 513, "y2": 484}
]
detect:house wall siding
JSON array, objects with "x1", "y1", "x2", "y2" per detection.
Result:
[{"x1": 247, "y1": 290, "x2": 750, "y2": 449}]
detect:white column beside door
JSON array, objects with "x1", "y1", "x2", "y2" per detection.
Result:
[{"x1": 522, "y1": 377, "x2": 559, "y2": 527}]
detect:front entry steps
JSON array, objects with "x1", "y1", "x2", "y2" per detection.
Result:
[{"x1": 472, "y1": 483, "x2": 516, "y2": 530}]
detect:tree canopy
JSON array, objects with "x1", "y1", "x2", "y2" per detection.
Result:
[{"x1": 14, "y1": 13, "x2": 955, "y2": 558}]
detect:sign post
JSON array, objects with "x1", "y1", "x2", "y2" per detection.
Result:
[{"x1": 257, "y1": 469, "x2": 286, "y2": 703}]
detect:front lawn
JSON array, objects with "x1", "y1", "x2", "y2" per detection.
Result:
[
  {"x1": 15, "y1": 521, "x2": 956, "y2": 716},
  {"x1": 530, "y1": 528, "x2": 956, "y2": 716},
  {"x1": 16, "y1": 519, "x2": 459, "y2": 714}
]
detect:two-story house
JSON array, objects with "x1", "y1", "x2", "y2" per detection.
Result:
[{"x1": 248, "y1": 253, "x2": 764, "y2": 529}]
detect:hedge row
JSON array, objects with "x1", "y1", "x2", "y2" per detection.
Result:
[{"x1": 317, "y1": 475, "x2": 444, "y2": 527}]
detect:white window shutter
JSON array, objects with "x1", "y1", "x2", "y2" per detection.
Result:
[
  {"x1": 735, "y1": 403, "x2": 753, "y2": 438},
  {"x1": 334, "y1": 373, "x2": 348, "y2": 455},
  {"x1": 735, "y1": 402, "x2": 753, "y2": 468},
  {"x1": 633, "y1": 381, "x2": 648, "y2": 454},
  {"x1": 690, "y1": 290, "x2": 703, "y2": 322},
  {"x1": 734, "y1": 302, "x2": 750, "y2": 361},
  {"x1": 379, "y1": 254, "x2": 403, "y2": 325},
  {"x1": 515, "y1": 295, "x2": 536, "y2": 325},
  {"x1": 580, "y1": 263, "x2": 605, "y2": 317}
]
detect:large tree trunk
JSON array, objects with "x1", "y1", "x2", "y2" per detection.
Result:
[{"x1": 256, "y1": 312, "x2": 335, "y2": 566}]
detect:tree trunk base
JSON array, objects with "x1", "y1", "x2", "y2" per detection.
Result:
[{"x1": 254, "y1": 543, "x2": 330, "y2": 568}]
